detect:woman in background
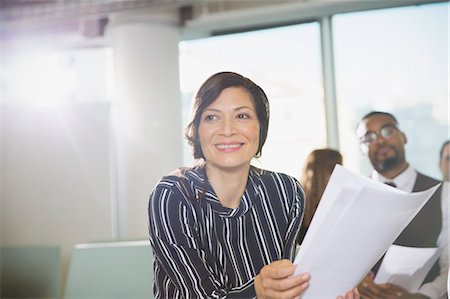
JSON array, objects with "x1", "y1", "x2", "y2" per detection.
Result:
[{"x1": 298, "y1": 149, "x2": 343, "y2": 244}]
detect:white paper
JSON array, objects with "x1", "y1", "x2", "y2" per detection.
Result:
[
  {"x1": 374, "y1": 245, "x2": 440, "y2": 292},
  {"x1": 293, "y1": 165, "x2": 441, "y2": 298}
]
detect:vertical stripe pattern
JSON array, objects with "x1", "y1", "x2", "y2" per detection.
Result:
[{"x1": 148, "y1": 166, "x2": 305, "y2": 299}]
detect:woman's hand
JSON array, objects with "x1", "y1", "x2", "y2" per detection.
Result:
[
  {"x1": 254, "y1": 259, "x2": 310, "y2": 299},
  {"x1": 254, "y1": 259, "x2": 360, "y2": 299}
]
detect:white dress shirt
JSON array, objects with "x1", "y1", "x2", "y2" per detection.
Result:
[{"x1": 371, "y1": 166, "x2": 449, "y2": 299}]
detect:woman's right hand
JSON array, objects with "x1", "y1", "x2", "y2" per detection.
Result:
[
  {"x1": 254, "y1": 259, "x2": 310, "y2": 299},
  {"x1": 254, "y1": 259, "x2": 361, "y2": 299}
]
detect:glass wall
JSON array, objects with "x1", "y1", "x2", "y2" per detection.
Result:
[
  {"x1": 333, "y1": 2, "x2": 448, "y2": 179},
  {"x1": 179, "y1": 23, "x2": 326, "y2": 179}
]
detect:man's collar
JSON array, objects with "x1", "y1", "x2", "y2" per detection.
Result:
[{"x1": 372, "y1": 165, "x2": 417, "y2": 192}]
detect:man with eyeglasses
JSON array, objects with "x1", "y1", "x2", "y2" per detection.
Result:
[{"x1": 356, "y1": 111, "x2": 448, "y2": 299}]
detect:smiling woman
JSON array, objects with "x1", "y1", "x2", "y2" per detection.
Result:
[
  {"x1": 197, "y1": 87, "x2": 260, "y2": 182},
  {"x1": 147, "y1": 72, "x2": 360, "y2": 299}
]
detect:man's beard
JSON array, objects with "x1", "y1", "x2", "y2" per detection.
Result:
[{"x1": 375, "y1": 156, "x2": 401, "y2": 173}]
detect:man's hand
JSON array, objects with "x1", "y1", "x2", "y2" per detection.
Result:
[
  {"x1": 358, "y1": 272, "x2": 387, "y2": 298},
  {"x1": 378, "y1": 283, "x2": 430, "y2": 299},
  {"x1": 336, "y1": 288, "x2": 360, "y2": 299},
  {"x1": 358, "y1": 273, "x2": 430, "y2": 299}
]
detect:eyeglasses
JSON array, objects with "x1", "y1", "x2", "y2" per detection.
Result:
[{"x1": 359, "y1": 124, "x2": 399, "y2": 146}]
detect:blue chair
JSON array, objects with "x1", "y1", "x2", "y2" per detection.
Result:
[
  {"x1": 0, "y1": 246, "x2": 61, "y2": 298},
  {"x1": 64, "y1": 240, "x2": 154, "y2": 299}
]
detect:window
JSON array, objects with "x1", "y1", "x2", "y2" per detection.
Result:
[
  {"x1": 333, "y1": 3, "x2": 448, "y2": 178},
  {"x1": 179, "y1": 23, "x2": 325, "y2": 178}
]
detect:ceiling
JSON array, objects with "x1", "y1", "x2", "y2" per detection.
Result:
[
  {"x1": 0, "y1": 0, "x2": 443, "y2": 42},
  {"x1": 0, "y1": 0, "x2": 299, "y2": 38}
]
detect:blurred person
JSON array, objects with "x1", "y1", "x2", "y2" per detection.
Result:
[
  {"x1": 356, "y1": 111, "x2": 448, "y2": 299},
  {"x1": 439, "y1": 140, "x2": 449, "y2": 181},
  {"x1": 297, "y1": 148, "x2": 343, "y2": 244},
  {"x1": 438, "y1": 140, "x2": 449, "y2": 299},
  {"x1": 147, "y1": 72, "x2": 359, "y2": 299}
]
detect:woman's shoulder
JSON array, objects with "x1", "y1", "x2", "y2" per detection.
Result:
[
  {"x1": 250, "y1": 166, "x2": 303, "y2": 194},
  {"x1": 250, "y1": 167, "x2": 304, "y2": 208},
  {"x1": 152, "y1": 165, "x2": 205, "y2": 197},
  {"x1": 153, "y1": 169, "x2": 183, "y2": 191},
  {"x1": 149, "y1": 167, "x2": 202, "y2": 212},
  {"x1": 250, "y1": 166, "x2": 300, "y2": 183}
]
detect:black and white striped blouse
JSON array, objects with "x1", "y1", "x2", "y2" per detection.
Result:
[{"x1": 148, "y1": 164, "x2": 305, "y2": 299}]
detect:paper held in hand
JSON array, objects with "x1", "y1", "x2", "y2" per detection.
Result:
[
  {"x1": 293, "y1": 165, "x2": 440, "y2": 298},
  {"x1": 374, "y1": 244, "x2": 440, "y2": 293}
]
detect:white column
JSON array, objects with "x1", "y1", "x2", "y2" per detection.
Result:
[
  {"x1": 106, "y1": 11, "x2": 183, "y2": 239},
  {"x1": 320, "y1": 16, "x2": 340, "y2": 150}
]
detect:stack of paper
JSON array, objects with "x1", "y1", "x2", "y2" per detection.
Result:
[
  {"x1": 293, "y1": 165, "x2": 440, "y2": 298},
  {"x1": 374, "y1": 244, "x2": 440, "y2": 292}
]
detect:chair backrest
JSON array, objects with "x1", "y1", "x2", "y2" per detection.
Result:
[
  {"x1": 0, "y1": 246, "x2": 61, "y2": 298},
  {"x1": 64, "y1": 240, "x2": 154, "y2": 299}
]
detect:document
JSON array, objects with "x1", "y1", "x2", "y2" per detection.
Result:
[
  {"x1": 293, "y1": 165, "x2": 440, "y2": 298},
  {"x1": 374, "y1": 245, "x2": 440, "y2": 292}
]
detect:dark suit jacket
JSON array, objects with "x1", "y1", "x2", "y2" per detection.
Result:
[{"x1": 373, "y1": 171, "x2": 443, "y2": 284}]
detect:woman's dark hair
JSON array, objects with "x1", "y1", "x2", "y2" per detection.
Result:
[
  {"x1": 298, "y1": 148, "x2": 343, "y2": 244},
  {"x1": 185, "y1": 72, "x2": 270, "y2": 159},
  {"x1": 300, "y1": 149, "x2": 343, "y2": 228}
]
